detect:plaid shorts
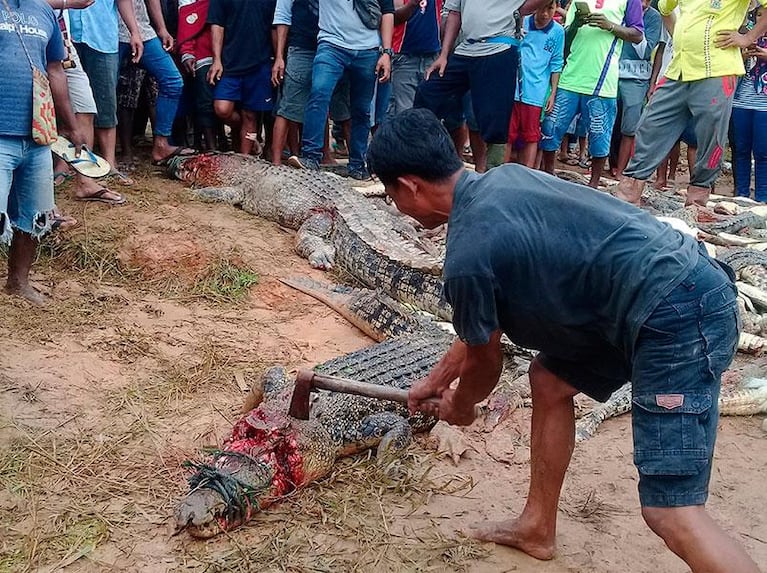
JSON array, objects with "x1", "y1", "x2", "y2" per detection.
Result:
[{"x1": 118, "y1": 63, "x2": 158, "y2": 110}]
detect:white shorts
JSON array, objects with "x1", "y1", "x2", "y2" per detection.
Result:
[{"x1": 65, "y1": 47, "x2": 98, "y2": 115}]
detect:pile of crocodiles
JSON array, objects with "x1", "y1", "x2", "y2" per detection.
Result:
[{"x1": 170, "y1": 153, "x2": 767, "y2": 537}]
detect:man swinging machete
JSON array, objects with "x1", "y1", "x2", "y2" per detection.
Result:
[{"x1": 365, "y1": 108, "x2": 760, "y2": 573}]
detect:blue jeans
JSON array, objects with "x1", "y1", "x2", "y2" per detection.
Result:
[
  {"x1": 540, "y1": 88, "x2": 617, "y2": 158},
  {"x1": 731, "y1": 106, "x2": 767, "y2": 202},
  {"x1": 119, "y1": 37, "x2": 183, "y2": 137},
  {"x1": 0, "y1": 136, "x2": 55, "y2": 243},
  {"x1": 302, "y1": 42, "x2": 379, "y2": 171}
]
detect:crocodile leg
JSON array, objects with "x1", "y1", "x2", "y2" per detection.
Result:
[
  {"x1": 344, "y1": 411, "x2": 413, "y2": 460},
  {"x1": 295, "y1": 212, "x2": 336, "y2": 270}
]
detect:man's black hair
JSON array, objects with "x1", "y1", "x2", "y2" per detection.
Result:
[{"x1": 367, "y1": 108, "x2": 464, "y2": 186}]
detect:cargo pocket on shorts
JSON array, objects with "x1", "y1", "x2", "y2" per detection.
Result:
[
  {"x1": 632, "y1": 392, "x2": 712, "y2": 476},
  {"x1": 699, "y1": 282, "x2": 739, "y2": 378}
]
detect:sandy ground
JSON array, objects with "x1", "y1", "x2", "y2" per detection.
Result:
[{"x1": 0, "y1": 162, "x2": 765, "y2": 573}]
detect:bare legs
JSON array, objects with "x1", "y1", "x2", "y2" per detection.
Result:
[
  {"x1": 642, "y1": 506, "x2": 760, "y2": 573},
  {"x1": 5, "y1": 231, "x2": 45, "y2": 305},
  {"x1": 95, "y1": 127, "x2": 118, "y2": 170},
  {"x1": 616, "y1": 134, "x2": 634, "y2": 177},
  {"x1": 471, "y1": 357, "x2": 578, "y2": 560}
]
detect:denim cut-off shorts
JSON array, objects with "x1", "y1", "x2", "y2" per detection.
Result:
[{"x1": 541, "y1": 254, "x2": 739, "y2": 507}]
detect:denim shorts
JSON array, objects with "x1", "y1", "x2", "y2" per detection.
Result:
[
  {"x1": 276, "y1": 46, "x2": 315, "y2": 123},
  {"x1": 0, "y1": 136, "x2": 55, "y2": 243},
  {"x1": 74, "y1": 43, "x2": 119, "y2": 128},
  {"x1": 540, "y1": 252, "x2": 738, "y2": 508},
  {"x1": 214, "y1": 62, "x2": 274, "y2": 112},
  {"x1": 540, "y1": 88, "x2": 617, "y2": 158}
]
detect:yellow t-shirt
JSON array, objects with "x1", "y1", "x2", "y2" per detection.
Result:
[{"x1": 659, "y1": 0, "x2": 766, "y2": 80}]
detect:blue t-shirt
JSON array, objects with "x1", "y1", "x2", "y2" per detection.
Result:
[
  {"x1": 515, "y1": 16, "x2": 564, "y2": 107},
  {"x1": 392, "y1": 0, "x2": 440, "y2": 55},
  {"x1": 69, "y1": 0, "x2": 120, "y2": 54},
  {"x1": 443, "y1": 166, "x2": 699, "y2": 356},
  {"x1": 207, "y1": 0, "x2": 277, "y2": 74},
  {"x1": 1, "y1": 0, "x2": 66, "y2": 137}
]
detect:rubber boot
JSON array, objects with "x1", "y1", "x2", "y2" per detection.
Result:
[
  {"x1": 485, "y1": 143, "x2": 506, "y2": 170},
  {"x1": 615, "y1": 176, "x2": 644, "y2": 206},
  {"x1": 685, "y1": 184, "x2": 710, "y2": 207}
]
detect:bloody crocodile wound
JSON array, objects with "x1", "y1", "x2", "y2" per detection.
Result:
[
  {"x1": 175, "y1": 331, "x2": 454, "y2": 538},
  {"x1": 167, "y1": 152, "x2": 451, "y2": 319}
]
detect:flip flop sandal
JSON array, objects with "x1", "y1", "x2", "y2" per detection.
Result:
[
  {"x1": 50, "y1": 136, "x2": 111, "y2": 178},
  {"x1": 105, "y1": 170, "x2": 135, "y2": 186},
  {"x1": 74, "y1": 187, "x2": 127, "y2": 205},
  {"x1": 151, "y1": 147, "x2": 197, "y2": 166}
]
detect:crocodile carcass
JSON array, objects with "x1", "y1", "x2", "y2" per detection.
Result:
[{"x1": 168, "y1": 152, "x2": 450, "y2": 319}]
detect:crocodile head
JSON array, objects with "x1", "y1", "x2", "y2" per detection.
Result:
[
  {"x1": 167, "y1": 152, "x2": 233, "y2": 187},
  {"x1": 175, "y1": 400, "x2": 334, "y2": 538}
]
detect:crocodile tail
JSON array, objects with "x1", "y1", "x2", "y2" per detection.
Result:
[
  {"x1": 280, "y1": 276, "x2": 427, "y2": 342},
  {"x1": 720, "y1": 377, "x2": 767, "y2": 416}
]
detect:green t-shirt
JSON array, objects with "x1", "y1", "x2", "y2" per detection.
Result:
[{"x1": 559, "y1": 0, "x2": 645, "y2": 98}]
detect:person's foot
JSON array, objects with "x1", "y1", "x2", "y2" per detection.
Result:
[
  {"x1": 4, "y1": 282, "x2": 46, "y2": 305},
  {"x1": 347, "y1": 166, "x2": 370, "y2": 181},
  {"x1": 54, "y1": 171, "x2": 73, "y2": 186},
  {"x1": 51, "y1": 210, "x2": 78, "y2": 232},
  {"x1": 321, "y1": 154, "x2": 338, "y2": 166},
  {"x1": 615, "y1": 177, "x2": 643, "y2": 205},
  {"x1": 469, "y1": 517, "x2": 556, "y2": 560},
  {"x1": 151, "y1": 146, "x2": 197, "y2": 166},
  {"x1": 287, "y1": 155, "x2": 319, "y2": 170},
  {"x1": 72, "y1": 177, "x2": 125, "y2": 204}
]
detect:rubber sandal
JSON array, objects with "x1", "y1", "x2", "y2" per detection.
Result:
[
  {"x1": 50, "y1": 136, "x2": 111, "y2": 178},
  {"x1": 105, "y1": 170, "x2": 135, "y2": 186},
  {"x1": 74, "y1": 187, "x2": 127, "y2": 205},
  {"x1": 151, "y1": 147, "x2": 197, "y2": 166}
]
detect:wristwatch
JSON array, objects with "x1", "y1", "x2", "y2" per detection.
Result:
[{"x1": 379, "y1": 47, "x2": 394, "y2": 57}]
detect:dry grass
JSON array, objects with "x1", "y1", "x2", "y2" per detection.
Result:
[{"x1": 179, "y1": 450, "x2": 488, "y2": 572}]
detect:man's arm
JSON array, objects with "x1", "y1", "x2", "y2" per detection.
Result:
[
  {"x1": 394, "y1": 0, "x2": 418, "y2": 25},
  {"x1": 425, "y1": 9, "x2": 460, "y2": 79},
  {"x1": 585, "y1": 15, "x2": 643, "y2": 43},
  {"x1": 411, "y1": 330, "x2": 504, "y2": 426},
  {"x1": 47, "y1": 61, "x2": 87, "y2": 152},
  {"x1": 716, "y1": 4, "x2": 767, "y2": 48},
  {"x1": 271, "y1": 0, "x2": 292, "y2": 85},
  {"x1": 648, "y1": 41, "x2": 665, "y2": 92},
  {"x1": 375, "y1": 12, "x2": 395, "y2": 82},
  {"x1": 117, "y1": 0, "x2": 144, "y2": 62},
  {"x1": 144, "y1": 0, "x2": 174, "y2": 51},
  {"x1": 272, "y1": 24, "x2": 288, "y2": 85},
  {"x1": 207, "y1": 23, "x2": 224, "y2": 84},
  {"x1": 46, "y1": 0, "x2": 94, "y2": 10}
]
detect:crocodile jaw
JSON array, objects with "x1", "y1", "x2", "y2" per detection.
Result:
[{"x1": 174, "y1": 488, "x2": 227, "y2": 538}]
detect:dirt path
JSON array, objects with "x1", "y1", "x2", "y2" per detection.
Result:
[{"x1": 0, "y1": 167, "x2": 764, "y2": 572}]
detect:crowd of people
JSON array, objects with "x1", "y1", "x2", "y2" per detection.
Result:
[{"x1": 1, "y1": 0, "x2": 767, "y2": 303}]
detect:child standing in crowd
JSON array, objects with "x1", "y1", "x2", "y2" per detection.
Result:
[
  {"x1": 207, "y1": 0, "x2": 276, "y2": 155},
  {"x1": 178, "y1": 0, "x2": 218, "y2": 150},
  {"x1": 731, "y1": 5, "x2": 767, "y2": 202},
  {"x1": 506, "y1": 0, "x2": 564, "y2": 168}
]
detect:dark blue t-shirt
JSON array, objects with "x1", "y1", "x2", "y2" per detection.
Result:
[
  {"x1": 443, "y1": 166, "x2": 700, "y2": 358},
  {"x1": 393, "y1": 0, "x2": 440, "y2": 55},
  {"x1": 0, "y1": 0, "x2": 66, "y2": 137},
  {"x1": 289, "y1": 0, "x2": 319, "y2": 51},
  {"x1": 207, "y1": 0, "x2": 276, "y2": 74}
]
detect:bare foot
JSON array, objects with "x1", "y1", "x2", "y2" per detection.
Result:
[
  {"x1": 469, "y1": 518, "x2": 556, "y2": 561},
  {"x1": 4, "y1": 282, "x2": 47, "y2": 305}
]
